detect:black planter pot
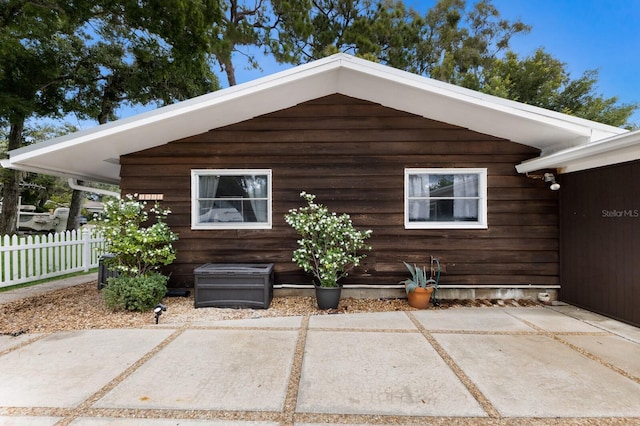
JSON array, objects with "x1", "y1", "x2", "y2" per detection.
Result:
[{"x1": 314, "y1": 285, "x2": 342, "y2": 309}]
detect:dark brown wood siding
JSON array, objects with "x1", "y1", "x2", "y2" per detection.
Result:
[
  {"x1": 560, "y1": 160, "x2": 640, "y2": 327},
  {"x1": 120, "y1": 94, "x2": 558, "y2": 289}
]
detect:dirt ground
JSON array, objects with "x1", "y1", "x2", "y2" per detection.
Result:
[{"x1": 0, "y1": 281, "x2": 540, "y2": 335}]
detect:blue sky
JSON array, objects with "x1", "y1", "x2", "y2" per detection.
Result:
[
  {"x1": 490, "y1": 0, "x2": 640, "y2": 125},
  {"x1": 118, "y1": 0, "x2": 640, "y2": 126}
]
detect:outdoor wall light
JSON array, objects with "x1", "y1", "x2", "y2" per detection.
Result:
[
  {"x1": 526, "y1": 172, "x2": 561, "y2": 191},
  {"x1": 544, "y1": 173, "x2": 561, "y2": 191}
]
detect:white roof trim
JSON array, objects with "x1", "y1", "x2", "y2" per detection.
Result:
[
  {"x1": 516, "y1": 129, "x2": 640, "y2": 174},
  {"x1": 3, "y1": 53, "x2": 627, "y2": 184}
]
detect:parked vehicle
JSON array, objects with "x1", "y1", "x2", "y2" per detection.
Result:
[{"x1": 18, "y1": 206, "x2": 69, "y2": 233}]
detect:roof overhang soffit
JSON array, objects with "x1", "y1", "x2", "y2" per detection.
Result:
[{"x1": 516, "y1": 130, "x2": 640, "y2": 174}]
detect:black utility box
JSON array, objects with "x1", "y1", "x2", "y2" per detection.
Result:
[
  {"x1": 194, "y1": 263, "x2": 274, "y2": 309},
  {"x1": 97, "y1": 254, "x2": 119, "y2": 289}
]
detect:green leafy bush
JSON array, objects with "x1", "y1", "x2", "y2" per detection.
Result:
[
  {"x1": 284, "y1": 192, "x2": 372, "y2": 287},
  {"x1": 95, "y1": 194, "x2": 178, "y2": 276},
  {"x1": 95, "y1": 194, "x2": 178, "y2": 311},
  {"x1": 103, "y1": 273, "x2": 168, "y2": 311}
]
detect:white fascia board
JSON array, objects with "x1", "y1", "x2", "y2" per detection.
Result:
[
  {"x1": 1, "y1": 158, "x2": 120, "y2": 185},
  {"x1": 9, "y1": 62, "x2": 342, "y2": 162},
  {"x1": 5, "y1": 60, "x2": 343, "y2": 183},
  {"x1": 516, "y1": 129, "x2": 640, "y2": 174}
]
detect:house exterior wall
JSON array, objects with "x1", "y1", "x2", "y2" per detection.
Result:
[
  {"x1": 120, "y1": 94, "x2": 558, "y2": 290},
  {"x1": 560, "y1": 160, "x2": 640, "y2": 327}
]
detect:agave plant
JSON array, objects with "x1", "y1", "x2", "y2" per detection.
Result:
[{"x1": 400, "y1": 262, "x2": 437, "y2": 294}]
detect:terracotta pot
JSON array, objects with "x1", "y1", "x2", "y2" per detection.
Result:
[{"x1": 407, "y1": 286, "x2": 434, "y2": 309}]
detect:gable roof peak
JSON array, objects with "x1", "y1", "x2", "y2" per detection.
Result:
[{"x1": 3, "y1": 53, "x2": 626, "y2": 184}]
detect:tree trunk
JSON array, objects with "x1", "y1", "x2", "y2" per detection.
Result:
[
  {"x1": 223, "y1": 57, "x2": 237, "y2": 86},
  {"x1": 0, "y1": 119, "x2": 25, "y2": 235},
  {"x1": 66, "y1": 182, "x2": 83, "y2": 230}
]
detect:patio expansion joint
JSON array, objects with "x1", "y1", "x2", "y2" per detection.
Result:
[
  {"x1": 75, "y1": 408, "x2": 286, "y2": 423},
  {"x1": 53, "y1": 325, "x2": 189, "y2": 426},
  {"x1": 281, "y1": 314, "x2": 310, "y2": 426},
  {"x1": 306, "y1": 326, "x2": 419, "y2": 334},
  {"x1": 503, "y1": 310, "x2": 640, "y2": 386},
  {"x1": 188, "y1": 325, "x2": 302, "y2": 332},
  {"x1": 293, "y1": 412, "x2": 494, "y2": 425},
  {"x1": 553, "y1": 334, "x2": 640, "y2": 385},
  {"x1": 404, "y1": 311, "x2": 501, "y2": 419},
  {"x1": 0, "y1": 333, "x2": 48, "y2": 357}
]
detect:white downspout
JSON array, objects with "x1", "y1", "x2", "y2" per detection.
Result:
[{"x1": 68, "y1": 178, "x2": 121, "y2": 199}]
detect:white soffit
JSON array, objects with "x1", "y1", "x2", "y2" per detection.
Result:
[
  {"x1": 516, "y1": 129, "x2": 640, "y2": 174},
  {"x1": 334, "y1": 60, "x2": 624, "y2": 152},
  {"x1": 3, "y1": 53, "x2": 626, "y2": 184}
]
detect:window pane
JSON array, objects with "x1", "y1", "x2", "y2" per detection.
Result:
[
  {"x1": 241, "y1": 175, "x2": 268, "y2": 198},
  {"x1": 428, "y1": 175, "x2": 455, "y2": 197},
  {"x1": 408, "y1": 200, "x2": 431, "y2": 221},
  {"x1": 453, "y1": 199, "x2": 479, "y2": 220},
  {"x1": 409, "y1": 199, "x2": 479, "y2": 222},
  {"x1": 195, "y1": 171, "x2": 270, "y2": 227},
  {"x1": 408, "y1": 174, "x2": 431, "y2": 197},
  {"x1": 405, "y1": 169, "x2": 485, "y2": 228},
  {"x1": 198, "y1": 200, "x2": 244, "y2": 223},
  {"x1": 199, "y1": 175, "x2": 220, "y2": 198},
  {"x1": 453, "y1": 174, "x2": 479, "y2": 197},
  {"x1": 243, "y1": 199, "x2": 268, "y2": 222}
]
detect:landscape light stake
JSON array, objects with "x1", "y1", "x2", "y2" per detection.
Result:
[{"x1": 154, "y1": 303, "x2": 167, "y2": 324}]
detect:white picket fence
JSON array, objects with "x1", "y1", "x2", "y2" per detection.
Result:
[{"x1": 0, "y1": 229, "x2": 106, "y2": 288}]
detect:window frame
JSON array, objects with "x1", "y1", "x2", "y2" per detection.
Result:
[
  {"x1": 404, "y1": 167, "x2": 488, "y2": 229},
  {"x1": 191, "y1": 169, "x2": 273, "y2": 230}
]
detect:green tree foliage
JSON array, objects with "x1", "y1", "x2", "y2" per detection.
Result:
[
  {"x1": 205, "y1": 0, "x2": 316, "y2": 86},
  {"x1": 269, "y1": 0, "x2": 635, "y2": 126},
  {"x1": 70, "y1": 0, "x2": 221, "y2": 124},
  {"x1": 413, "y1": 0, "x2": 530, "y2": 88},
  {"x1": 65, "y1": 1, "x2": 222, "y2": 230},
  {"x1": 210, "y1": 0, "x2": 272, "y2": 86},
  {"x1": 2, "y1": 0, "x2": 637, "y2": 238},
  {"x1": 482, "y1": 50, "x2": 637, "y2": 127},
  {"x1": 0, "y1": 123, "x2": 79, "y2": 212},
  {"x1": 270, "y1": 0, "x2": 423, "y2": 64},
  {"x1": 0, "y1": 1, "x2": 92, "y2": 234},
  {"x1": 0, "y1": 0, "x2": 222, "y2": 234}
]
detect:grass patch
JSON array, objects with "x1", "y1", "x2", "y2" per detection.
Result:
[{"x1": 0, "y1": 269, "x2": 98, "y2": 293}]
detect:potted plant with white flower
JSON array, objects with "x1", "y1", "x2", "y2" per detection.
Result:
[{"x1": 284, "y1": 192, "x2": 372, "y2": 309}]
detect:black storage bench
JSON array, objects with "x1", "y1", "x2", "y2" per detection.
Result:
[{"x1": 194, "y1": 263, "x2": 274, "y2": 309}]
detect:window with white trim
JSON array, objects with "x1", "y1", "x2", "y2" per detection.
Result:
[
  {"x1": 405, "y1": 168, "x2": 487, "y2": 229},
  {"x1": 191, "y1": 169, "x2": 272, "y2": 229}
]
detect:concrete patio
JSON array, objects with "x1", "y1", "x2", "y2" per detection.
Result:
[{"x1": 1, "y1": 294, "x2": 640, "y2": 425}]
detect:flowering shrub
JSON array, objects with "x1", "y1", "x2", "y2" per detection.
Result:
[
  {"x1": 284, "y1": 192, "x2": 372, "y2": 287},
  {"x1": 102, "y1": 272, "x2": 168, "y2": 311},
  {"x1": 96, "y1": 194, "x2": 178, "y2": 277}
]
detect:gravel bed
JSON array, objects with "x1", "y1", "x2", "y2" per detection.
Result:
[{"x1": 0, "y1": 281, "x2": 540, "y2": 335}]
